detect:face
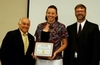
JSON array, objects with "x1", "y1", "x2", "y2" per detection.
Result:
[
  {"x1": 75, "y1": 7, "x2": 86, "y2": 22},
  {"x1": 46, "y1": 8, "x2": 57, "y2": 22},
  {"x1": 18, "y1": 18, "x2": 30, "y2": 33}
]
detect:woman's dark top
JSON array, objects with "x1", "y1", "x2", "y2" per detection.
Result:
[{"x1": 41, "y1": 31, "x2": 50, "y2": 42}]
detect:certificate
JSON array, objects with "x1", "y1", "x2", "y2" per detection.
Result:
[{"x1": 34, "y1": 42, "x2": 53, "y2": 57}]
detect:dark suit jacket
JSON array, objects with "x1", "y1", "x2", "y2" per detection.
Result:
[
  {"x1": 1, "y1": 29, "x2": 35, "y2": 65},
  {"x1": 99, "y1": 31, "x2": 100, "y2": 61},
  {"x1": 63, "y1": 20, "x2": 100, "y2": 65}
]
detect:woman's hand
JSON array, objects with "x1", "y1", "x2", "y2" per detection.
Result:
[{"x1": 48, "y1": 52, "x2": 57, "y2": 60}]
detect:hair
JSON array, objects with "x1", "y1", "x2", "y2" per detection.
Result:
[
  {"x1": 45, "y1": 5, "x2": 58, "y2": 21},
  {"x1": 74, "y1": 4, "x2": 87, "y2": 12},
  {"x1": 18, "y1": 17, "x2": 30, "y2": 24}
]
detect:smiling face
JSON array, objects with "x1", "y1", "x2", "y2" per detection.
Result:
[
  {"x1": 75, "y1": 8, "x2": 86, "y2": 22},
  {"x1": 75, "y1": 4, "x2": 86, "y2": 22},
  {"x1": 46, "y1": 8, "x2": 58, "y2": 23},
  {"x1": 18, "y1": 18, "x2": 30, "y2": 33}
]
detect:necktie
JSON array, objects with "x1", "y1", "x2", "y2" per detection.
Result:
[
  {"x1": 23, "y1": 34, "x2": 29, "y2": 54},
  {"x1": 78, "y1": 24, "x2": 81, "y2": 35},
  {"x1": 75, "y1": 24, "x2": 82, "y2": 57}
]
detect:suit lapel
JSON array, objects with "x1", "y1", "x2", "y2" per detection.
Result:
[
  {"x1": 72, "y1": 23, "x2": 78, "y2": 46},
  {"x1": 79, "y1": 21, "x2": 89, "y2": 36}
]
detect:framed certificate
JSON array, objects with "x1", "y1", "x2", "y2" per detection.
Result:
[{"x1": 34, "y1": 42, "x2": 53, "y2": 57}]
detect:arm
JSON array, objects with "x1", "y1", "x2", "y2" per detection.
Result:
[
  {"x1": 1, "y1": 32, "x2": 13, "y2": 64},
  {"x1": 55, "y1": 38, "x2": 68, "y2": 54},
  {"x1": 92, "y1": 25, "x2": 100, "y2": 64},
  {"x1": 48, "y1": 38, "x2": 68, "y2": 60}
]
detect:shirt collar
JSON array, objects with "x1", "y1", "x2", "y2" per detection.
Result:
[
  {"x1": 77, "y1": 19, "x2": 86, "y2": 25},
  {"x1": 19, "y1": 29, "x2": 28, "y2": 36},
  {"x1": 77, "y1": 20, "x2": 86, "y2": 27},
  {"x1": 77, "y1": 19, "x2": 86, "y2": 31}
]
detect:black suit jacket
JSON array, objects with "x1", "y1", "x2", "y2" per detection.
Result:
[
  {"x1": 63, "y1": 20, "x2": 100, "y2": 65},
  {"x1": 1, "y1": 29, "x2": 35, "y2": 65}
]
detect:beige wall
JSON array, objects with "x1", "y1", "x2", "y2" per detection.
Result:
[{"x1": 0, "y1": 0, "x2": 28, "y2": 47}]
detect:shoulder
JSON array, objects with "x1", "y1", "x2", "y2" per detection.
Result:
[
  {"x1": 67, "y1": 22, "x2": 77, "y2": 28},
  {"x1": 6, "y1": 29, "x2": 19, "y2": 36},
  {"x1": 56, "y1": 21, "x2": 66, "y2": 27},
  {"x1": 36, "y1": 22, "x2": 47, "y2": 29},
  {"x1": 86, "y1": 20, "x2": 99, "y2": 27},
  {"x1": 87, "y1": 21, "x2": 98, "y2": 25},
  {"x1": 37, "y1": 22, "x2": 47, "y2": 26},
  {"x1": 2, "y1": 29, "x2": 20, "y2": 41}
]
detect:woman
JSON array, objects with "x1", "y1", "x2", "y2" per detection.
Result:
[{"x1": 32, "y1": 5, "x2": 68, "y2": 65}]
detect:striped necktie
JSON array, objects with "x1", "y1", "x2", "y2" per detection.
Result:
[{"x1": 23, "y1": 34, "x2": 29, "y2": 54}]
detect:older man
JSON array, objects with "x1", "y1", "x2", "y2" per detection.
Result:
[{"x1": 1, "y1": 17, "x2": 35, "y2": 65}]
